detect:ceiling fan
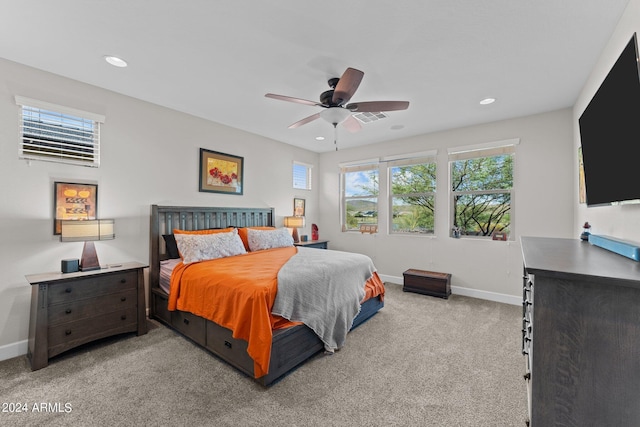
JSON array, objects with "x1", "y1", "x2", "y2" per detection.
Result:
[{"x1": 265, "y1": 67, "x2": 409, "y2": 135}]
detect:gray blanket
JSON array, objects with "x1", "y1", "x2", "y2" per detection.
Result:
[{"x1": 272, "y1": 247, "x2": 375, "y2": 352}]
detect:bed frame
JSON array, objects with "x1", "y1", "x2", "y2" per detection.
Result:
[{"x1": 149, "y1": 205, "x2": 384, "y2": 386}]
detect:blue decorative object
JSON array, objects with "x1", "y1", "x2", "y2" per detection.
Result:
[{"x1": 588, "y1": 234, "x2": 640, "y2": 261}]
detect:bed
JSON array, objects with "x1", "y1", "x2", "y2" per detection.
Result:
[{"x1": 149, "y1": 205, "x2": 385, "y2": 386}]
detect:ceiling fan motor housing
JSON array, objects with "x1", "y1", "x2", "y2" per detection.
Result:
[{"x1": 320, "y1": 89, "x2": 334, "y2": 106}]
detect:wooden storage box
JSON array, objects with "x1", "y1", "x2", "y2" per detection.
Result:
[{"x1": 403, "y1": 269, "x2": 451, "y2": 299}]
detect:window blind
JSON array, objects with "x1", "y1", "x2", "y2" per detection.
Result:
[
  {"x1": 16, "y1": 96, "x2": 105, "y2": 167},
  {"x1": 293, "y1": 161, "x2": 312, "y2": 190}
]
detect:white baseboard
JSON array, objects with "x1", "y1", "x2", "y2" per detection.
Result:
[
  {"x1": 0, "y1": 339, "x2": 27, "y2": 362},
  {"x1": 379, "y1": 274, "x2": 520, "y2": 306}
]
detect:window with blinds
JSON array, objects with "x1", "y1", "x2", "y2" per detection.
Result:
[
  {"x1": 293, "y1": 161, "x2": 312, "y2": 190},
  {"x1": 16, "y1": 96, "x2": 104, "y2": 167}
]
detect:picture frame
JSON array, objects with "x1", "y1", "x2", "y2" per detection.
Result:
[
  {"x1": 53, "y1": 181, "x2": 98, "y2": 235},
  {"x1": 199, "y1": 148, "x2": 244, "y2": 195},
  {"x1": 294, "y1": 198, "x2": 305, "y2": 216},
  {"x1": 492, "y1": 231, "x2": 508, "y2": 241},
  {"x1": 578, "y1": 147, "x2": 586, "y2": 204}
]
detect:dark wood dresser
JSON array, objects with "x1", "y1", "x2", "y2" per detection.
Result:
[
  {"x1": 26, "y1": 262, "x2": 147, "y2": 370},
  {"x1": 521, "y1": 237, "x2": 640, "y2": 426}
]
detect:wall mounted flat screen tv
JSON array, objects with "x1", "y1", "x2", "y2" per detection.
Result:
[{"x1": 578, "y1": 32, "x2": 640, "y2": 207}]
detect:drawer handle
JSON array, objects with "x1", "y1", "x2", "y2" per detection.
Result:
[
  {"x1": 183, "y1": 318, "x2": 190, "y2": 325},
  {"x1": 120, "y1": 279, "x2": 127, "y2": 284},
  {"x1": 65, "y1": 309, "x2": 72, "y2": 314},
  {"x1": 65, "y1": 330, "x2": 72, "y2": 336},
  {"x1": 224, "y1": 341, "x2": 232, "y2": 349},
  {"x1": 121, "y1": 315, "x2": 127, "y2": 320},
  {"x1": 121, "y1": 297, "x2": 127, "y2": 302},
  {"x1": 65, "y1": 288, "x2": 72, "y2": 293},
  {"x1": 523, "y1": 372, "x2": 531, "y2": 381}
]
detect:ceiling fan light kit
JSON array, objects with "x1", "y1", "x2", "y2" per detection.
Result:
[{"x1": 320, "y1": 107, "x2": 351, "y2": 125}]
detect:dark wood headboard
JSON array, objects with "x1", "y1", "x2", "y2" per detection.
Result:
[{"x1": 149, "y1": 205, "x2": 275, "y2": 295}]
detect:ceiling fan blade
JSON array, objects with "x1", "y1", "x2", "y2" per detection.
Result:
[
  {"x1": 342, "y1": 115, "x2": 362, "y2": 133},
  {"x1": 288, "y1": 112, "x2": 321, "y2": 129},
  {"x1": 332, "y1": 67, "x2": 364, "y2": 106},
  {"x1": 346, "y1": 101, "x2": 410, "y2": 112},
  {"x1": 265, "y1": 93, "x2": 324, "y2": 107}
]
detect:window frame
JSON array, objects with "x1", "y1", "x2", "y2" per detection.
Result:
[
  {"x1": 388, "y1": 156, "x2": 437, "y2": 235},
  {"x1": 448, "y1": 140, "x2": 518, "y2": 240},
  {"x1": 340, "y1": 161, "x2": 380, "y2": 232},
  {"x1": 15, "y1": 96, "x2": 104, "y2": 168},
  {"x1": 293, "y1": 161, "x2": 313, "y2": 190}
]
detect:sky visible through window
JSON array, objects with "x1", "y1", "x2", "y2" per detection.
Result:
[{"x1": 344, "y1": 171, "x2": 376, "y2": 196}]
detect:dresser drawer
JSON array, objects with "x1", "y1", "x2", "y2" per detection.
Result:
[
  {"x1": 47, "y1": 289, "x2": 137, "y2": 326},
  {"x1": 48, "y1": 307, "x2": 138, "y2": 357},
  {"x1": 47, "y1": 271, "x2": 137, "y2": 305}
]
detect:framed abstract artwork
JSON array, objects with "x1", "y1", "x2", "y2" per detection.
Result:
[
  {"x1": 53, "y1": 181, "x2": 98, "y2": 235},
  {"x1": 199, "y1": 148, "x2": 244, "y2": 195}
]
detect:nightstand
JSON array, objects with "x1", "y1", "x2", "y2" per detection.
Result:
[
  {"x1": 25, "y1": 262, "x2": 147, "y2": 370},
  {"x1": 294, "y1": 240, "x2": 329, "y2": 249}
]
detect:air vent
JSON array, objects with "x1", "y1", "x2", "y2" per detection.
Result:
[{"x1": 353, "y1": 111, "x2": 387, "y2": 124}]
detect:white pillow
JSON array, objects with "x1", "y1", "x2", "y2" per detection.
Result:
[
  {"x1": 247, "y1": 227, "x2": 294, "y2": 251},
  {"x1": 174, "y1": 228, "x2": 247, "y2": 264}
]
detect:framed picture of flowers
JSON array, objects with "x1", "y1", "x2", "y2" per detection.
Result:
[{"x1": 199, "y1": 148, "x2": 244, "y2": 195}]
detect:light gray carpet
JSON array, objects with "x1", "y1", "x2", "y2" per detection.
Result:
[{"x1": 0, "y1": 283, "x2": 527, "y2": 426}]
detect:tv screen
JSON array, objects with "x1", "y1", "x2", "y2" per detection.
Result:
[{"x1": 578, "y1": 33, "x2": 640, "y2": 207}]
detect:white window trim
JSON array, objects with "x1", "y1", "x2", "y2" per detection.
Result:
[
  {"x1": 387, "y1": 155, "x2": 437, "y2": 235},
  {"x1": 448, "y1": 139, "x2": 517, "y2": 240},
  {"x1": 15, "y1": 96, "x2": 105, "y2": 168},
  {"x1": 447, "y1": 138, "x2": 520, "y2": 156},
  {"x1": 293, "y1": 161, "x2": 313, "y2": 190},
  {"x1": 15, "y1": 96, "x2": 106, "y2": 123},
  {"x1": 340, "y1": 161, "x2": 380, "y2": 232}
]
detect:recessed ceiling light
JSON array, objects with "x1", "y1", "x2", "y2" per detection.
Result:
[
  {"x1": 104, "y1": 55, "x2": 128, "y2": 68},
  {"x1": 315, "y1": 136, "x2": 325, "y2": 141},
  {"x1": 479, "y1": 97, "x2": 496, "y2": 105}
]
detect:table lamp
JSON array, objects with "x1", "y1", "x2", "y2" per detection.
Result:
[
  {"x1": 61, "y1": 219, "x2": 115, "y2": 271},
  {"x1": 283, "y1": 216, "x2": 305, "y2": 243}
]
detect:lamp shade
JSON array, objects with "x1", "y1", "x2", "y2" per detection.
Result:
[
  {"x1": 283, "y1": 216, "x2": 305, "y2": 228},
  {"x1": 61, "y1": 219, "x2": 115, "y2": 242},
  {"x1": 60, "y1": 219, "x2": 115, "y2": 271}
]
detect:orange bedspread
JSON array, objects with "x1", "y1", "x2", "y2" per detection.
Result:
[{"x1": 168, "y1": 247, "x2": 384, "y2": 378}]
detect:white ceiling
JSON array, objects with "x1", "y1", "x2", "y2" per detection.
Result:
[{"x1": 0, "y1": 1, "x2": 631, "y2": 152}]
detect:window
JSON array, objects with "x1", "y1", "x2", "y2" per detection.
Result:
[
  {"x1": 341, "y1": 162, "x2": 379, "y2": 231},
  {"x1": 15, "y1": 96, "x2": 104, "y2": 167},
  {"x1": 449, "y1": 142, "x2": 516, "y2": 239},
  {"x1": 293, "y1": 161, "x2": 312, "y2": 190},
  {"x1": 389, "y1": 156, "x2": 436, "y2": 234}
]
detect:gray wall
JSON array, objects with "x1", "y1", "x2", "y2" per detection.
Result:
[{"x1": 318, "y1": 109, "x2": 575, "y2": 302}]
